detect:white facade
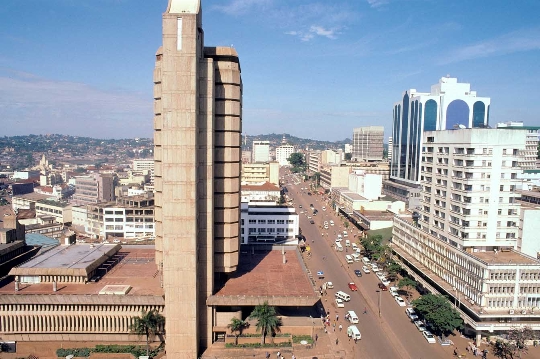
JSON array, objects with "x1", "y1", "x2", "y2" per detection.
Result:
[
  {"x1": 419, "y1": 129, "x2": 524, "y2": 250},
  {"x1": 132, "y1": 159, "x2": 154, "y2": 172},
  {"x1": 391, "y1": 77, "x2": 491, "y2": 185},
  {"x1": 275, "y1": 145, "x2": 295, "y2": 166},
  {"x1": 348, "y1": 171, "x2": 382, "y2": 201},
  {"x1": 240, "y1": 202, "x2": 299, "y2": 245},
  {"x1": 252, "y1": 140, "x2": 270, "y2": 163},
  {"x1": 344, "y1": 144, "x2": 352, "y2": 154},
  {"x1": 496, "y1": 122, "x2": 540, "y2": 171},
  {"x1": 387, "y1": 137, "x2": 392, "y2": 162}
]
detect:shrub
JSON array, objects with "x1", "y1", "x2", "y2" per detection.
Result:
[{"x1": 292, "y1": 335, "x2": 314, "y2": 344}]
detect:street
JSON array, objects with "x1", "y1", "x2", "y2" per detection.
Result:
[{"x1": 283, "y1": 172, "x2": 450, "y2": 359}]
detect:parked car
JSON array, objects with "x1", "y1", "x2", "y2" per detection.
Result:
[
  {"x1": 405, "y1": 307, "x2": 419, "y2": 321},
  {"x1": 382, "y1": 279, "x2": 391, "y2": 287},
  {"x1": 310, "y1": 220, "x2": 315, "y2": 224},
  {"x1": 362, "y1": 266, "x2": 371, "y2": 273},
  {"x1": 299, "y1": 205, "x2": 302, "y2": 208},
  {"x1": 336, "y1": 298, "x2": 345, "y2": 308},
  {"x1": 354, "y1": 269, "x2": 363, "y2": 277},
  {"x1": 414, "y1": 320, "x2": 427, "y2": 332},
  {"x1": 422, "y1": 330, "x2": 436, "y2": 344},
  {"x1": 377, "y1": 283, "x2": 388, "y2": 291},
  {"x1": 394, "y1": 296, "x2": 406, "y2": 307},
  {"x1": 329, "y1": 220, "x2": 334, "y2": 226},
  {"x1": 348, "y1": 282, "x2": 358, "y2": 291}
]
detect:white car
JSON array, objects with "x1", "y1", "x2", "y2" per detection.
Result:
[
  {"x1": 422, "y1": 330, "x2": 436, "y2": 344},
  {"x1": 355, "y1": 247, "x2": 361, "y2": 254},
  {"x1": 343, "y1": 231, "x2": 348, "y2": 238},
  {"x1": 323, "y1": 221, "x2": 328, "y2": 225},
  {"x1": 329, "y1": 220, "x2": 334, "y2": 226},
  {"x1": 394, "y1": 296, "x2": 407, "y2": 307},
  {"x1": 307, "y1": 216, "x2": 312, "y2": 219},
  {"x1": 405, "y1": 307, "x2": 419, "y2": 321},
  {"x1": 362, "y1": 266, "x2": 371, "y2": 273},
  {"x1": 324, "y1": 225, "x2": 329, "y2": 229},
  {"x1": 414, "y1": 320, "x2": 427, "y2": 332},
  {"x1": 335, "y1": 298, "x2": 345, "y2": 308},
  {"x1": 382, "y1": 279, "x2": 391, "y2": 287},
  {"x1": 371, "y1": 264, "x2": 381, "y2": 272},
  {"x1": 322, "y1": 206, "x2": 326, "y2": 211}
]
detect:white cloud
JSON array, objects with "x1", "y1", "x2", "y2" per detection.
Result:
[
  {"x1": 212, "y1": 0, "x2": 272, "y2": 16},
  {"x1": 285, "y1": 25, "x2": 339, "y2": 42},
  {"x1": 366, "y1": 0, "x2": 389, "y2": 9},
  {"x1": 439, "y1": 27, "x2": 540, "y2": 65},
  {"x1": 0, "y1": 70, "x2": 152, "y2": 138},
  {"x1": 309, "y1": 26, "x2": 337, "y2": 40}
]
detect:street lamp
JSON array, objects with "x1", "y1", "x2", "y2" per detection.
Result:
[{"x1": 376, "y1": 290, "x2": 382, "y2": 318}]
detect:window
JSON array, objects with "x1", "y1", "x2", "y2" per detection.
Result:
[
  {"x1": 286, "y1": 220, "x2": 294, "y2": 224},
  {"x1": 258, "y1": 220, "x2": 266, "y2": 224},
  {"x1": 258, "y1": 228, "x2": 266, "y2": 233},
  {"x1": 277, "y1": 220, "x2": 285, "y2": 224},
  {"x1": 249, "y1": 219, "x2": 256, "y2": 224},
  {"x1": 277, "y1": 228, "x2": 285, "y2": 233},
  {"x1": 267, "y1": 220, "x2": 275, "y2": 224},
  {"x1": 500, "y1": 185, "x2": 504, "y2": 191}
]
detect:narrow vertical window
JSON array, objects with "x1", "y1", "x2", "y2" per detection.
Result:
[{"x1": 177, "y1": 17, "x2": 183, "y2": 50}]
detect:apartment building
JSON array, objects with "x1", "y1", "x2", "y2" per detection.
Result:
[
  {"x1": 496, "y1": 122, "x2": 540, "y2": 171},
  {"x1": 319, "y1": 165, "x2": 351, "y2": 189}
]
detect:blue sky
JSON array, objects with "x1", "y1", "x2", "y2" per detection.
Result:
[{"x1": 1, "y1": 0, "x2": 540, "y2": 141}]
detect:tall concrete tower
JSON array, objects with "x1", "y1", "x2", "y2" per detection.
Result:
[{"x1": 153, "y1": 0, "x2": 242, "y2": 356}]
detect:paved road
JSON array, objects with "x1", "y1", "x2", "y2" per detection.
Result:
[{"x1": 283, "y1": 172, "x2": 449, "y2": 359}]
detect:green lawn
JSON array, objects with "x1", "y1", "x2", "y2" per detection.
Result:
[{"x1": 367, "y1": 227, "x2": 393, "y2": 244}]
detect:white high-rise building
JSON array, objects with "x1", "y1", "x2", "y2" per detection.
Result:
[
  {"x1": 418, "y1": 129, "x2": 524, "y2": 249},
  {"x1": 391, "y1": 77, "x2": 491, "y2": 184},
  {"x1": 252, "y1": 140, "x2": 270, "y2": 162},
  {"x1": 275, "y1": 144, "x2": 295, "y2": 166},
  {"x1": 387, "y1": 137, "x2": 392, "y2": 162},
  {"x1": 496, "y1": 121, "x2": 540, "y2": 170}
]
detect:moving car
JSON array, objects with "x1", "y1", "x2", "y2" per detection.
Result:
[
  {"x1": 414, "y1": 320, "x2": 427, "y2": 332},
  {"x1": 322, "y1": 206, "x2": 326, "y2": 211},
  {"x1": 354, "y1": 269, "x2": 363, "y2": 277},
  {"x1": 329, "y1": 220, "x2": 334, "y2": 226},
  {"x1": 310, "y1": 220, "x2": 315, "y2": 224},
  {"x1": 336, "y1": 298, "x2": 345, "y2": 308},
  {"x1": 362, "y1": 266, "x2": 371, "y2": 273},
  {"x1": 347, "y1": 325, "x2": 361, "y2": 340},
  {"x1": 422, "y1": 330, "x2": 436, "y2": 344},
  {"x1": 394, "y1": 296, "x2": 406, "y2": 307},
  {"x1": 348, "y1": 282, "x2": 358, "y2": 291},
  {"x1": 326, "y1": 281, "x2": 334, "y2": 289},
  {"x1": 377, "y1": 283, "x2": 388, "y2": 291},
  {"x1": 317, "y1": 271, "x2": 324, "y2": 279}
]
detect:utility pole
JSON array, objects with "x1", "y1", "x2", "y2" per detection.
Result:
[{"x1": 376, "y1": 290, "x2": 382, "y2": 318}]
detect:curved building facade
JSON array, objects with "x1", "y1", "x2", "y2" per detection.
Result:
[{"x1": 391, "y1": 77, "x2": 491, "y2": 184}]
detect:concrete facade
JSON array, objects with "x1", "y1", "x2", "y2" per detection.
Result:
[
  {"x1": 275, "y1": 144, "x2": 295, "y2": 166},
  {"x1": 72, "y1": 173, "x2": 115, "y2": 205},
  {"x1": 252, "y1": 140, "x2": 270, "y2": 162},
  {"x1": 241, "y1": 162, "x2": 279, "y2": 186},
  {"x1": 153, "y1": 0, "x2": 242, "y2": 356},
  {"x1": 352, "y1": 126, "x2": 384, "y2": 161}
]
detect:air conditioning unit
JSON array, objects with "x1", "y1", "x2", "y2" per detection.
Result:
[{"x1": 509, "y1": 309, "x2": 515, "y2": 314}]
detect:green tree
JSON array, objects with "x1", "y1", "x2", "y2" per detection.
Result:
[
  {"x1": 361, "y1": 234, "x2": 383, "y2": 259},
  {"x1": 386, "y1": 262, "x2": 402, "y2": 282},
  {"x1": 412, "y1": 294, "x2": 463, "y2": 336},
  {"x1": 130, "y1": 309, "x2": 165, "y2": 357},
  {"x1": 248, "y1": 302, "x2": 282, "y2": 344},
  {"x1": 227, "y1": 317, "x2": 249, "y2": 345},
  {"x1": 491, "y1": 326, "x2": 536, "y2": 359},
  {"x1": 287, "y1": 153, "x2": 306, "y2": 173},
  {"x1": 397, "y1": 277, "x2": 417, "y2": 300}
]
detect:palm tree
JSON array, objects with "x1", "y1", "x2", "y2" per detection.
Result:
[
  {"x1": 227, "y1": 317, "x2": 249, "y2": 345},
  {"x1": 249, "y1": 302, "x2": 282, "y2": 344},
  {"x1": 130, "y1": 309, "x2": 165, "y2": 357}
]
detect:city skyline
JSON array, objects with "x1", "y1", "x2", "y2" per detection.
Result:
[{"x1": 1, "y1": 0, "x2": 540, "y2": 140}]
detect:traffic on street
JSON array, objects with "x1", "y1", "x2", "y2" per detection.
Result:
[{"x1": 282, "y1": 170, "x2": 450, "y2": 358}]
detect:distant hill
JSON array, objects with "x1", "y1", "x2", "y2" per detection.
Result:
[{"x1": 243, "y1": 133, "x2": 351, "y2": 151}]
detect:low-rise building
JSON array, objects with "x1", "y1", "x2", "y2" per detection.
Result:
[
  {"x1": 240, "y1": 202, "x2": 299, "y2": 245},
  {"x1": 241, "y1": 182, "x2": 281, "y2": 203},
  {"x1": 241, "y1": 162, "x2": 280, "y2": 186},
  {"x1": 349, "y1": 171, "x2": 382, "y2": 201}
]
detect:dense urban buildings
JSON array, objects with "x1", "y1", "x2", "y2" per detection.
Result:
[
  {"x1": 153, "y1": 0, "x2": 242, "y2": 355},
  {"x1": 352, "y1": 126, "x2": 384, "y2": 161}
]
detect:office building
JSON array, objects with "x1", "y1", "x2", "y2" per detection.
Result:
[
  {"x1": 392, "y1": 128, "x2": 540, "y2": 343},
  {"x1": 275, "y1": 144, "x2": 295, "y2": 166},
  {"x1": 241, "y1": 162, "x2": 280, "y2": 186},
  {"x1": 348, "y1": 171, "x2": 382, "y2": 201},
  {"x1": 387, "y1": 137, "x2": 392, "y2": 162},
  {"x1": 352, "y1": 126, "x2": 384, "y2": 161},
  {"x1": 319, "y1": 165, "x2": 351, "y2": 189},
  {"x1": 153, "y1": 0, "x2": 242, "y2": 355},
  {"x1": 391, "y1": 77, "x2": 491, "y2": 184},
  {"x1": 72, "y1": 173, "x2": 115, "y2": 205},
  {"x1": 240, "y1": 202, "x2": 299, "y2": 245},
  {"x1": 252, "y1": 140, "x2": 270, "y2": 162}
]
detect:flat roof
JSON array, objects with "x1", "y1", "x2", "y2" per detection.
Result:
[
  {"x1": 208, "y1": 249, "x2": 319, "y2": 306},
  {"x1": 10, "y1": 244, "x2": 121, "y2": 277},
  {"x1": 472, "y1": 250, "x2": 539, "y2": 265},
  {"x1": 12, "y1": 192, "x2": 51, "y2": 202},
  {"x1": 0, "y1": 247, "x2": 163, "y2": 296}
]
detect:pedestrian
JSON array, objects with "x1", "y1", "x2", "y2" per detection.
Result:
[
  {"x1": 354, "y1": 338, "x2": 358, "y2": 344},
  {"x1": 265, "y1": 352, "x2": 270, "y2": 359},
  {"x1": 453, "y1": 347, "x2": 458, "y2": 356},
  {"x1": 324, "y1": 327, "x2": 328, "y2": 333},
  {"x1": 336, "y1": 314, "x2": 339, "y2": 321},
  {"x1": 339, "y1": 324, "x2": 343, "y2": 331},
  {"x1": 363, "y1": 307, "x2": 367, "y2": 314},
  {"x1": 315, "y1": 334, "x2": 318, "y2": 342},
  {"x1": 336, "y1": 338, "x2": 339, "y2": 345},
  {"x1": 276, "y1": 351, "x2": 280, "y2": 358},
  {"x1": 292, "y1": 355, "x2": 296, "y2": 359}
]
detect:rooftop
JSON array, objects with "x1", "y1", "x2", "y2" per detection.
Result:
[
  {"x1": 208, "y1": 249, "x2": 318, "y2": 306},
  {"x1": 12, "y1": 192, "x2": 51, "y2": 202},
  {"x1": 37, "y1": 198, "x2": 71, "y2": 208},
  {"x1": 0, "y1": 246, "x2": 163, "y2": 296},
  {"x1": 241, "y1": 182, "x2": 281, "y2": 192}
]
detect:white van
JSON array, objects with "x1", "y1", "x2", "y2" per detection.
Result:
[
  {"x1": 351, "y1": 253, "x2": 361, "y2": 262},
  {"x1": 336, "y1": 242, "x2": 344, "y2": 252},
  {"x1": 335, "y1": 291, "x2": 351, "y2": 302},
  {"x1": 347, "y1": 325, "x2": 361, "y2": 340},
  {"x1": 345, "y1": 239, "x2": 351, "y2": 247},
  {"x1": 343, "y1": 231, "x2": 348, "y2": 238},
  {"x1": 347, "y1": 310, "x2": 359, "y2": 324},
  {"x1": 351, "y1": 243, "x2": 358, "y2": 250},
  {"x1": 345, "y1": 254, "x2": 353, "y2": 264},
  {"x1": 362, "y1": 257, "x2": 370, "y2": 265}
]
